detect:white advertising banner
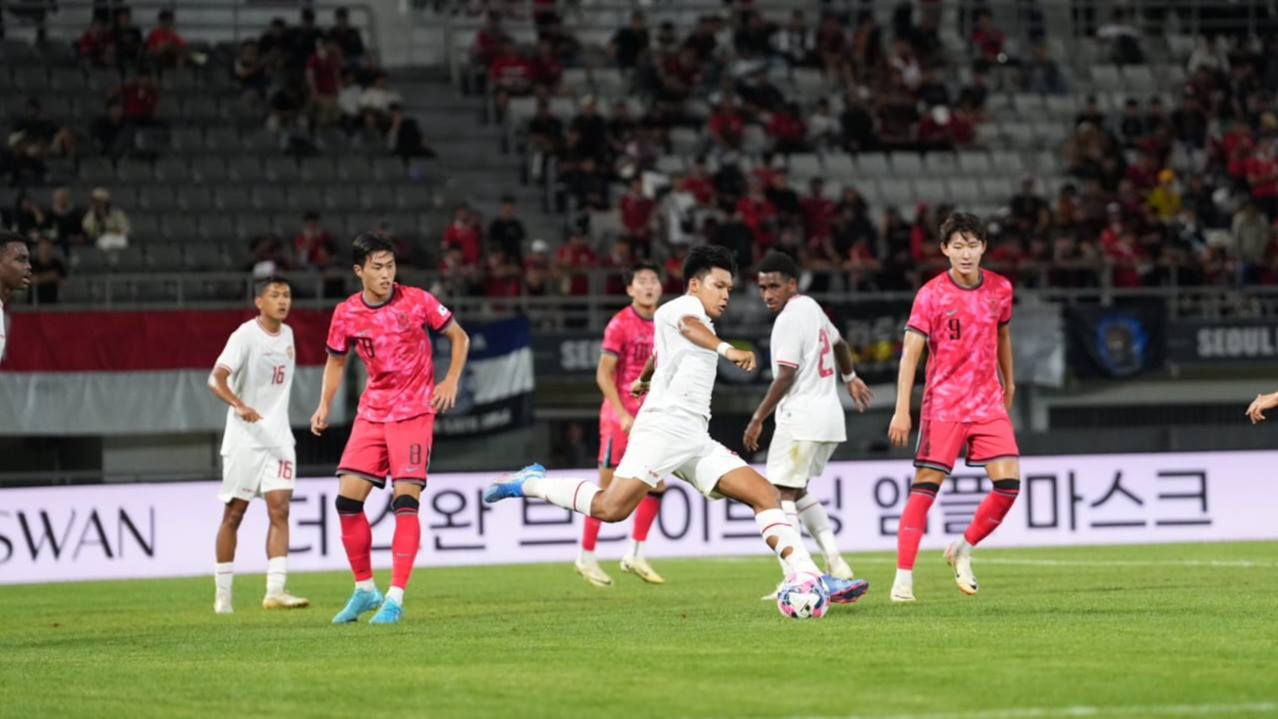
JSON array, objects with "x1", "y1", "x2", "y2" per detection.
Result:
[{"x1": 1, "y1": 451, "x2": 1275, "y2": 585}]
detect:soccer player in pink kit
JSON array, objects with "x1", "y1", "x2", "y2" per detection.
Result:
[
  {"x1": 888, "y1": 212, "x2": 1019, "y2": 602},
  {"x1": 311, "y1": 233, "x2": 470, "y2": 624},
  {"x1": 577, "y1": 261, "x2": 667, "y2": 587}
]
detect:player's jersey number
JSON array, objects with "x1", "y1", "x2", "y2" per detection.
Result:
[
  {"x1": 277, "y1": 460, "x2": 294, "y2": 480},
  {"x1": 947, "y1": 318, "x2": 961, "y2": 340},
  {"x1": 817, "y1": 329, "x2": 835, "y2": 378},
  {"x1": 272, "y1": 365, "x2": 287, "y2": 384}
]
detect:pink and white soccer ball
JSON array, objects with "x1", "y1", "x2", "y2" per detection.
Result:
[{"x1": 776, "y1": 575, "x2": 829, "y2": 619}]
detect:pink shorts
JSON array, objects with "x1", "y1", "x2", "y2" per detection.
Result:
[
  {"x1": 598, "y1": 420, "x2": 629, "y2": 469},
  {"x1": 337, "y1": 414, "x2": 435, "y2": 487},
  {"x1": 915, "y1": 416, "x2": 1019, "y2": 474}
]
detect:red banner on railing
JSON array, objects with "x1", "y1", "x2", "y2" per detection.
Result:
[{"x1": 1, "y1": 309, "x2": 335, "y2": 372}]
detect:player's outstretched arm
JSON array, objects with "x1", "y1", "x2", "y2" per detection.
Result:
[
  {"x1": 207, "y1": 366, "x2": 261, "y2": 423},
  {"x1": 889, "y1": 331, "x2": 926, "y2": 447},
  {"x1": 744, "y1": 364, "x2": 796, "y2": 452},
  {"x1": 833, "y1": 338, "x2": 874, "y2": 412},
  {"x1": 596, "y1": 351, "x2": 634, "y2": 431},
  {"x1": 997, "y1": 324, "x2": 1016, "y2": 411},
  {"x1": 1246, "y1": 390, "x2": 1278, "y2": 424},
  {"x1": 678, "y1": 315, "x2": 755, "y2": 371},
  {"x1": 310, "y1": 353, "x2": 347, "y2": 435},
  {"x1": 432, "y1": 320, "x2": 470, "y2": 412},
  {"x1": 630, "y1": 354, "x2": 656, "y2": 397}
]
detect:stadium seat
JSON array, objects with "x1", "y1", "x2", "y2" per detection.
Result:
[
  {"x1": 227, "y1": 157, "x2": 263, "y2": 183},
  {"x1": 892, "y1": 153, "x2": 924, "y2": 176},
  {"x1": 923, "y1": 152, "x2": 958, "y2": 176},
  {"x1": 990, "y1": 150, "x2": 1025, "y2": 175},
  {"x1": 71, "y1": 247, "x2": 109, "y2": 275},
  {"x1": 1091, "y1": 65, "x2": 1124, "y2": 91},
  {"x1": 153, "y1": 157, "x2": 189, "y2": 184},
  {"x1": 116, "y1": 159, "x2": 154, "y2": 184},
  {"x1": 326, "y1": 185, "x2": 366, "y2": 211},
  {"x1": 373, "y1": 157, "x2": 409, "y2": 182},
  {"x1": 856, "y1": 153, "x2": 891, "y2": 176},
  {"x1": 340, "y1": 157, "x2": 376, "y2": 183},
  {"x1": 823, "y1": 153, "x2": 855, "y2": 179},
  {"x1": 300, "y1": 158, "x2": 340, "y2": 182},
  {"x1": 251, "y1": 184, "x2": 287, "y2": 211},
  {"x1": 264, "y1": 157, "x2": 302, "y2": 183},
  {"x1": 177, "y1": 187, "x2": 217, "y2": 212},
  {"x1": 945, "y1": 178, "x2": 982, "y2": 205},
  {"x1": 128, "y1": 215, "x2": 163, "y2": 245},
  {"x1": 137, "y1": 185, "x2": 176, "y2": 212},
  {"x1": 203, "y1": 127, "x2": 241, "y2": 153},
  {"x1": 914, "y1": 178, "x2": 946, "y2": 202},
  {"x1": 878, "y1": 179, "x2": 915, "y2": 207},
  {"x1": 147, "y1": 245, "x2": 185, "y2": 272},
  {"x1": 191, "y1": 157, "x2": 228, "y2": 183},
  {"x1": 109, "y1": 247, "x2": 147, "y2": 273},
  {"x1": 184, "y1": 243, "x2": 225, "y2": 272},
  {"x1": 161, "y1": 214, "x2": 199, "y2": 243},
  {"x1": 235, "y1": 212, "x2": 275, "y2": 238},
  {"x1": 215, "y1": 186, "x2": 253, "y2": 212},
  {"x1": 287, "y1": 185, "x2": 324, "y2": 213},
  {"x1": 980, "y1": 177, "x2": 1016, "y2": 202},
  {"x1": 79, "y1": 158, "x2": 117, "y2": 185}
]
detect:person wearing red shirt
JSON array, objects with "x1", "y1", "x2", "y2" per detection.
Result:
[
  {"x1": 307, "y1": 37, "x2": 343, "y2": 126},
  {"x1": 119, "y1": 68, "x2": 160, "y2": 124},
  {"x1": 484, "y1": 247, "x2": 523, "y2": 300},
  {"x1": 530, "y1": 39, "x2": 562, "y2": 91},
  {"x1": 471, "y1": 11, "x2": 507, "y2": 67},
  {"x1": 1124, "y1": 152, "x2": 1162, "y2": 191},
  {"x1": 79, "y1": 16, "x2": 116, "y2": 66},
  {"x1": 736, "y1": 179, "x2": 778, "y2": 248},
  {"x1": 489, "y1": 39, "x2": 534, "y2": 118},
  {"x1": 1246, "y1": 140, "x2": 1278, "y2": 219},
  {"x1": 684, "y1": 159, "x2": 717, "y2": 207},
  {"x1": 555, "y1": 230, "x2": 600, "y2": 296},
  {"x1": 601, "y1": 240, "x2": 635, "y2": 295},
  {"x1": 708, "y1": 97, "x2": 745, "y2": 151},
  {"x1": 767, "y1": 103, "x2": 809, "y2": 154},
  {"x1": 801, "y1": 178, "x2": 836, "y2": 242},
  {"x1": 442, "y1": 203, "x2": 482, "y2": 266},
  {"x1": 145, "y1": 9, "x2": 189, "y2": 68},
  {"x1": 970, "y1": 10, "x2": 1006, "y2": 62},
  {"x1": 293, "y1": 211, "x2": 334, "y2": 269},
  {"x1": 619, "y1": 178, "x2": 655, "y2": 249}
]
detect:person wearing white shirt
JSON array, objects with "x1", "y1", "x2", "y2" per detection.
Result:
[
  {"x1": 0, "y1": 233, "x2": 33, "y2": 365},
  {"x1": 484, "y1": 246, "x2": 872, "y2": 607},
  {"x1": 207, "y1": 276, "x2": 309, "y2": 614},
  {"x1": 745, "y1": 252, "x2": 874, "y2": 598},
  {"x1": 359, "y1": 72, "x2": 402, "y2": 120}
]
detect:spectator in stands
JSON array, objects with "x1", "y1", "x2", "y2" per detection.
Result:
[
  {"x1": 602, "y1": 240, "x2": 634, "y2": 295},
  {"x1": 839, "y1": 91, "x2": 878, "y2": 152},
  {"x1": 9, "y1": 98, "x2": 75, "y2": 159},
  {"x1": 249, "y1": 233, "x2": 292, "y2": 278},
  {"x1": 359, "y1": 71, "x2": 401, "y2": 126},
  {"x1": 566, "y1": 156, "x2": 610, "y2": 211},
  {"x1": 917, "y1": 67, "x2": 951, "y2": 109},
  {"x1": 293, "y1": 211, "x2": 334, "y2": 269},
  {"x1": 79, "y1": 15, "x2": 117, "y2": 67},
  {"x1": 736, "y1": 177, "x2": 778, "y2": 249},
  {"x1": 27, "y1": 236, "x2": 66, "y2": 305},
  {"x1": 554, "y1": 228, "x2": 599, "y2": 297},
  {"x1": 48, "y1": 188, "x2": 84, "y2": 252},
  {"x1": 767, "y1": 102, "x2": 809, "y2": 154},
  {"x1": 489, "y1": 39, "x2": 533, "y2": 120},
  {"x1": 526, "y1": 98, "x2": 563, "y2": 182},
  {"x1": 801, "y1": 177, "x2": 836, "y2": 242},
  {"x1": 234, "y1": 40, "x2": 271, "y2": 105},
  {"x1": 1233, "y1": 199, "x2": 1271, "y2": 282},
  {"x1": 1171, "y1": 94, "x2": 1209, "y2": 150},
  {"x1": 1096, "y1": 9, "x2": 1143, "y2": 65},
  {"x1": 484, "y1": 246, "x2": 523, "y2": 300},
  {"x1": 338, "y1": 70, "x2": 364, "y2": 132},
  {"x1": 957, "y1": 68, "x2": 991, "y2": 123},
  {"x1": 1188, "y1": 36, "x2": 1229, "y2": 77},
  {"x1": 434, "y1": 244, "x2": 477, "y2": 296},
  {"x1": 146, "y1": 9, "x2": 189, "y2": 69},
  {"x1": 619, "y1": 178, "x2": 655, "y2": 252},
  {"x1": 657, "y1": 175, "x2": 698, "y2": 248},
  {"x1": 486, "y1": 197, "x2": 526, "y2": 264},
  {"x1": 715, "y1": 210, "x2": 758, "y2": 273},
  {"x1": 440, "y1": 203, "x2": 481, "y2": 267},
  {"x1": 806, "y1": 98, "x2": 838, "y2": 151},
  {"x1": 683, "y1": 156, "x2": 716, "y2": 207},
  {"x1": 117, "y1": 68, "x2": 161, "y2": 127},
  {"x1": 1027, "y1": 40, "x2": 1069, "y2": 95},
  {"x1": 12, "y1": 193, "x2": 50, "y2": 240},
  {"x1": 775, "y1": 10, "x2": 815, "y2": 69},
  {"x1": 259, "y1": 17, "x2": 289, "y2": 71},
  {"x1": 386, "y1": 103, "x2": 435, "y2": 159},
  {"x1": 765, "y1": 170, "x2": 802, "y2": 225},
  {"x1": 113, "y1": 7, "x2": 145, "y2": 69},
  {"x1": 82, "y1": 188, "x2": 131, "y2": 250},
  {"x1": 307, "y1": 37, "x2": 344, "y2": 127},
  {"x1": 1011, "y1": 177, "x2": 1052, "y2": 235},
  {"x1": 329, "y1": 7, "x2": 365, "y2": 68},
  {"x1": 471, "y1": 12, "x2": 507, "y2": 70},
  {"x1": 708, "y1": 96, "x2": 745, "y2": 153},
  {"x1": 1075, "y1": 95, "x2": 1105, "y2": 129},
  {"x1": 268, "y1": 80, "x2": 307, "y2": 131},
  {"x1": 1147, "y1": 169, "x2": 1182, "y2": 221},
  {"x1": 609, "y1": 11, "x2": 649, "y2": 70},
  {"x1": 530, "y1": 38, "x2": 564, "y2": 93},
  {"x1": 969, "y1": 10, "x2": 1007, "y2": 65},
  {"x1": 287, "y1": 8, "x2": 324, "y2": 74},
  {"x1": 1118, "y1": 98, "x2": 1146, "y2": 148},
  {"x1": 569, "y1": 96, "x2": 608, "y2": 163}
]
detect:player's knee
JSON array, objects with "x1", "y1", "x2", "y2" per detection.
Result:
[
  {"x1": 594, "y1": 497, "x2": 632, "y2": 523},
  {"x1": 993, "y1": 478, "x2": 1021, "y2": 494},
  {"x1": 266, "y1": 502, "x2": 289, "y2": 524},
  {"x1": 222, "y1": 508, "x2": 246, "y2": 529},
  {"x1": 391, "y1": 494, "x2": 420, "y2": 512},
  {"x1": 911, "y1": 481, "x2": 941, "y2": 493},
  {"x1": 335, "y1": 495, "x2": 364, "y2": 514}
]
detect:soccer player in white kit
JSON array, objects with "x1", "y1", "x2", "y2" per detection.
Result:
[
  {"x1": 484, "y1": 246, "x2": 870, "y2": 606},
  {"x1": 208, "y1": 276, "x2": 309, "y2": 614},
  {"x1": 744, "y1": 252, "x2": 874, "y2": 598},
  {"x1": 0, "y1": 232, "x2": 33, "y2": 364}
]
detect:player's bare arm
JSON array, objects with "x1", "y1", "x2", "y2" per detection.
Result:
[
  {"x1": 207, "y1": 366, "x2": 262, "y2": 423},
  {"x1": 1246, "y1": 390, "x2": 1278, "y2": 424},
  {"x1": 630, "y1": 354, "x2": 656, "y2": 397},
  {"x1": 889, "y1": 330, "x2": 927, "y2": 447},
  {"x1": 997, "y1": 324, "x2": 1015, "y2": 411},
  {"x1": 678, "y1": 315, "x2": 756, "y2": 371},
  {"x1": 744, "y1": 364, "x2": 797, "y2": 452},
  {"x1": 833, "y1": 338, "x2": 874, "y2": 412},
  {"x1": 432, "y1": 320, "x2": 470, "y2": 412},
  {"x1": 310, "y1": 353, "x2": 347, "y2": 435},
  {"x1": 597, "y1": 351, "x2": 635, "y2": 431}
]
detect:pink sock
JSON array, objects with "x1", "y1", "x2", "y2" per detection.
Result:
[{"x1": 896, "y1": 483, "x2": 938, "y2": 571}]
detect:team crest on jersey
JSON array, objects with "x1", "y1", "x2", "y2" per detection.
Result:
[
  {"x1": 286, "y1": 345, "x2": 295, "y2": 360},
  {"x1": 395, "y1": 311, "x2": 412, "y2": 331},
  {"x1": 986, "y1": 297, "x2": 1000, "y2": 317}
]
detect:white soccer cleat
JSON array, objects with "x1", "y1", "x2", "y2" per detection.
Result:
[
  {"x1": 759, "y1": 581, "x2": 785, "y2": 601},
  {"x1": 215, "y1": 592, "x2": 233, "y2": 614},
  {"x1": 262, "y1": 590, "x2": 311, "y2": 609},
  {"x1": 826, "y1": 555, "x2": 855, "y2": 580},
  {"x1": 889, "y1": 581, "x2": 916, "y2": 603},
  {"x1": 945, "y1": 540, "x2": 980, "y2": 595},
  {"x1": 575, "y1": 559, "x2": 613, "y2": 587},
  {"x1": 620, "y1": 556, "x2": 665, "y2": 584}
]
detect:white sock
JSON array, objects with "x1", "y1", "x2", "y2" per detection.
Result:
[
  {"x1": 386, "y1": 586, "x2": 405, "y2": 605},
  {"x1": 776, "y1": 499, "x2": 800, "y2": 574},
  {"x1": 955, "y1": 537, "x2": 973, "y2": 553},
  {"x1": 625, "y1": 538, "x2": 644, "y2": 560},
  {"x1": 355, "y1": 578, "x2": 376, "y2": 592},
  {"x1": 265, "y1": 556, "x2": 287, "y2": 595},
  {"x1": 796, "y1": 494, "x2": 842, "y2": 564},
  {"x1": 578, "y1": 549, "x2": 596, "y2": 564},
  {"x1": 894, "y1": 568, "x2": 914, "y2": 586},
  {"x1": 756, "y1": 508, "x2": 821, "y2": 577},
  {"x1": 524, "y1": 475, "x2": 601, "y2": 515},
  {"x1": 215, "y1": 562, "x2": 233, "y2": 593}
]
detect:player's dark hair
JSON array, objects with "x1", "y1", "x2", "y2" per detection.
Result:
[
  {"x1": 0, "y1": 231, "x2": 26, "y2": 258},
  {"x1": 757, "y1": 251, "x2": 799, "y2": 280},
  {"x1": 682, "y1": 244, "x2": 737, "y2": 285},
  {"x1": 352, "y1": 232, "x2": 397, "y2": 266},
  {"x1": 939, "y1": 212, "x2": 986, "y2": 246},
  {"x1": 254, "y1": 275, "x2": 292, "y2": 296},
  {"x1": 624, "y1": 260, "x2": 660, "y2": 287}
]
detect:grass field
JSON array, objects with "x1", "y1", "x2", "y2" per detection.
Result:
[{"x1": 2, "y1": 542, "x2": 1277, "y2": 719}]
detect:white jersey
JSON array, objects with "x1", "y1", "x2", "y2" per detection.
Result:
[
  {"x1": 770, "y1": 295, "x2": 846, "y2": 442},
  {"x1": 214, "y1": 318, "x2": 296, "y2": 453},
  {"x1": 640, "y1": 294, "x2": 719, "y2": 423}
]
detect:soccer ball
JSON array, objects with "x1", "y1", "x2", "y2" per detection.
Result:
[{"x1": 776, "y1": 575, "x2": 829, "y2": 619}]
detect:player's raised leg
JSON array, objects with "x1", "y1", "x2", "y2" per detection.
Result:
[
  {"x1": 620, "y1": 481, "x2": 665, "y2": 584},
  {"x1": 892, "y1": 467, "x2": 947, "y2": 603},
  {"x1": 261, "y1": 488, "x2": 309, "y2": 609},
  {"x1": 948, "y1": 449, "x2": 1021, "y2": 596},
  {"x1": 213, "y1": 498, "x2": 248, "y2": 614}
]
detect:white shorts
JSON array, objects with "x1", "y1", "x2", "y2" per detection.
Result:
[
  {"x1": 219, "y1": 446, "x2": 296, "y2": 504},
  {"x1": 765, "y1": 424, "x2": 838, "y2": 490},
  {"x1": 614, "y1": 412, "x2": 747, "y2": 499}
]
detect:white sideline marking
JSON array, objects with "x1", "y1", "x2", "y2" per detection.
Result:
[
  {"x1": 780, "y1": 700, "x2": 1277, "y2": 719},
  {"x1": 850, "y1": 557, "x2": 1278, "y2": 570}
]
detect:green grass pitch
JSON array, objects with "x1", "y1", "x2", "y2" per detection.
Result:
[{"x1": 2, "y1": 542, "x2": 1276, "y2": 719}]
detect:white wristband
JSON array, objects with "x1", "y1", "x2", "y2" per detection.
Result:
[
  {"x1": 716, "y1": 341, "x2": 733, "y2": 358},
  {"x1": 842, "y1": 370, "x2": 857, "y2": 383}
]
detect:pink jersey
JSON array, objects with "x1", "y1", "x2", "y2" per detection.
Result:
[
  {"x1": 599, "y1": 305, "x2": 655, "y2": 424},
  {"x1": 906, "y1": 269, "x2": 1013, "y2": 423},
  {"x1": 325, "y1": 284, "x2": 454, "y2": 423}
]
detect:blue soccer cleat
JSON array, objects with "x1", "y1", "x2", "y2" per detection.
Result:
[
  {"x1": 482, "y1": 463, "x2": 545, "y2": 504},
  {"x1": 331, "y1": 587, "x2": 384, "y2": 624},
  {"x1": 368, "y1": 597, "x2": 403, "y2": 624},
  {"x1": 823, "y1": 575, "x2": 870, "y2": 604}
]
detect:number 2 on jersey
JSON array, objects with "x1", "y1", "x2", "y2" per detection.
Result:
[
  {"x1": 817, "y1": 329, "x2": 835, "y2": 378},
  {"x1": 271, "y1": 365, "x2": 286, "y2": 384}
]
